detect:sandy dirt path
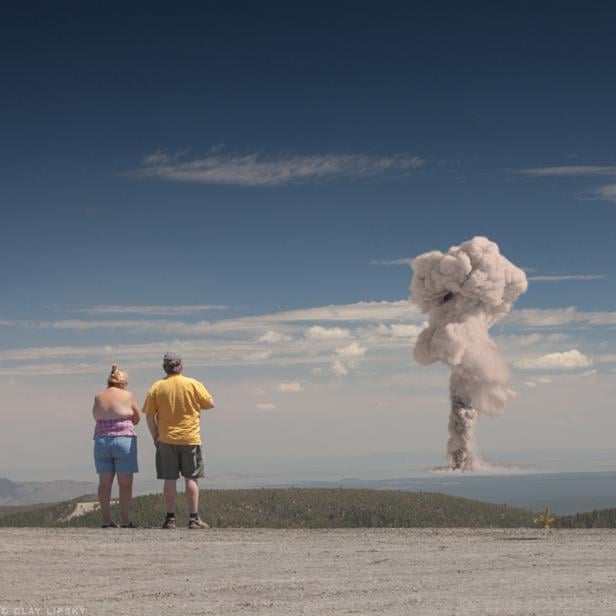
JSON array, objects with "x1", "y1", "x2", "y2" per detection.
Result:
[{"x1": 1, "y1": 528, "x2": 616, "y2": 615}]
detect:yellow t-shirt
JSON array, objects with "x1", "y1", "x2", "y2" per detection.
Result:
[{"x1": 143, "y1": 374, "x2": 214, "y2": 445}]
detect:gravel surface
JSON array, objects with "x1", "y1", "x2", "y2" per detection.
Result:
[{"x1": 1, "y1": 528, "x2": 616, "y2": 615}]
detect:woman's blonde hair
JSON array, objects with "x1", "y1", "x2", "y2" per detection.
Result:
[{"x1": 107, "y1": 364, "x2": 128, "y2": 388}]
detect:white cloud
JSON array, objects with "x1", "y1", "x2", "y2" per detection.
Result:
[
  {"x1": 374, "y1": 323, "x2": 424, "y2": 339},
  {"x1": 524, "y1": 375, "x2": 553, "y2": 387},
  {"x1": 255, "y1": 403, "x2": 277, "y2": 411},
  {"x1": 335, "y1": 342, "x2": 366, "y2": 359},
  {"x1": 527, "y1": 274, "x2": 605, "y2": 282},
  {"x1": 331, "y1": 360, "x2": 349, "y2": 376},
  {"x1": 277, "y1": 382, "x2": 303, "y2": 393},
  {"x1": 130, "y1": 150, "x2": 424, "y2": 186},
  {"x1": 330, "y1": 342, "x2": 366, "y2": 377},
  {"x1": 258, "y1": 330, "x2": 292, "y2": 343},
  {"x1": 304, "y1": 326, "x2": 352, "y2": 340},
  {"x1": 515, "y1": 349, "x2": 593, "y2": 370}
]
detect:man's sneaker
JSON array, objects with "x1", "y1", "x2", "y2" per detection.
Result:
[
  {"x1": 162, "y1": 517, "x2": 176, "y2": 529},
  {"x1": 101, "y1": 521, "x2": 119, "y2": 529},
  {"x1": 188, "y1": 517, "x2": 210, "y2": 529},
  {"x1": 121, "y1": 522, "x2": 138, "y2": 528}
]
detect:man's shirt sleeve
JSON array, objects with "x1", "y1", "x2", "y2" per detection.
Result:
[{"x1": 142, "y1": 386, "x2": 158, "y2": 415}]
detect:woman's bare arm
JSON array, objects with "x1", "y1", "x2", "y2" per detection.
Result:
[{"x1": 129, "y1": 393, "x2": 141, "y2": 425}]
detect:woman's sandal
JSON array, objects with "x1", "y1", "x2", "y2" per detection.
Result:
[
  {"x1": 101, "y1": 521, "x2": 119, "y2": 528},
  {"x1": 121, "y1": 522, "x2": 137, "y2": 528}
]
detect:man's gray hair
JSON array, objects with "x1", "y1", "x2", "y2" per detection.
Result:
[{"x1": 163, "y1": 352, "x2": 183, "y2": 375}]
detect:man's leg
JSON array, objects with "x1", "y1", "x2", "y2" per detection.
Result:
[
  {"x1": 98, "y1": 472, "x2": 115, "y2": 525},
  {"x1": 117, "y1": 473, "x2": 133, "y2": 526},
  {"x1": 186, "y1": 478, "x2": 208, "y2": 528},
  {"x1": 185, "y1": 478, "x2": 199, "y2": 514},
  {"x1": 163, "y1": 479, "x2": 177, "y2": 513}
]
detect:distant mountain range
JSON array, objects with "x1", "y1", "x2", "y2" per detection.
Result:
[
  {"x1": 0, "y1": 477, "x2": 97, "y2": 506},
  {"x1": 3, "y1": 469, "x2": 616, "y2": 514}
]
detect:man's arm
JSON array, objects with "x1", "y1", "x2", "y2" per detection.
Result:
[
  {"x1": 142, "y1": 387, "x2": 158, "y2": 443},
  {"x1": 198, "y1": 383, "x2": 214, "y2": 410},
  {"x1": 146, "y1": 414, "x2": 159, "y2": 445}
]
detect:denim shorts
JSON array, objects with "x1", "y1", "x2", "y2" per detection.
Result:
[{"x1": 94, "y1": 436, "x2": 139, "y2": 474}]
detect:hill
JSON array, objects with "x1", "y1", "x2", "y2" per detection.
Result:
[
  {"x1": 554, "y1": 507, "x2": 616, "y2": 528},
  {"x1": 0, "y1": 488, "x2": 537, "y2": 528}
]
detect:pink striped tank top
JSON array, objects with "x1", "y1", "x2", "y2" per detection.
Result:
[{"x1": 94, "y1": 418, "x2": 136, "y2": 439}]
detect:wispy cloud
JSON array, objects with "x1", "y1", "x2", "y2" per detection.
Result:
[
  {"x1": 44, "y1": 319, "x2": 213, "y2": 335},
  {"x1": 255, "y1": 403, "x2": 277, "y2": 411},
  {"x1": 527, "y1": 274, "x2": 606, "y2": 282},
  {"x1": 515, "y1": 165, "x2": 616, "y2": 202},
  {"x1": 128, "y1": 150, "x2": 424, "y2": 186},
  {"x1": 277, "y1": 382, "x2": 303, "y2": 393},
  {"x1": 524, "y1": 369, "x2": 597, "y2": 387},
  {"x1": 370, "y1": 258, "x2": 413, "y2": 267},
  {"x1": 517, "y1": 166, "x2": 616, "y2": 177},
  {"x1": 68, "y1": 305, "x2": 228, "y2": 316},
  {"x1": 592, "y1": 183, "x2": 616, "y2": 201},
  {"x1": 509, "y1": 307, "x2": 616, "y2": 327}
]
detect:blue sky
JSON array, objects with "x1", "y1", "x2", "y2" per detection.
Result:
[{"x1": 1, "y1": 2, "x2": 615, "y2": 479}]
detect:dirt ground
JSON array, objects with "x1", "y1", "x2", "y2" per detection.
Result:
[{"x1": 1, "y1": 528, "x2": 616, "y2": 615}]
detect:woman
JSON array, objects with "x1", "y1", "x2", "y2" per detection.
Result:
[{"x1": 92, "y1": 365, "x2": 140, "y2": 528}]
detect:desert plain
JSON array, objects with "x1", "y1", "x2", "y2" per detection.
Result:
[{"x1": 1, "y1": 528, "x2": 615, "y2": 615}]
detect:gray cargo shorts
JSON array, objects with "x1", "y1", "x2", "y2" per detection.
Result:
[{"x1": 155, "y1": 442, "x2": 205, "y2": 479}]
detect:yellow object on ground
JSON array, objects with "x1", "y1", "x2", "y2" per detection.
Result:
[{"x1": 536, "y1": 507, "x2": 555, "y2": 529}]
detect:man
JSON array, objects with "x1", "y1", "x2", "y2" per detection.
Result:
[{"x1": 143, "y1": 352, "x2": 214, "y2": 529}]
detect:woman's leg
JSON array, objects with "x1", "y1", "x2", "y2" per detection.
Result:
[
  {"x1": 117, "y1": 473, "x2": 133, "y2": 525},
  {"x1": 98, "y1": 472, "x2": 115, "y2": 525}
]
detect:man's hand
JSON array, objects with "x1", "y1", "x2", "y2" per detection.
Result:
[{"x1": 146, "y1": 414, "x2": 159, "y2": 447}]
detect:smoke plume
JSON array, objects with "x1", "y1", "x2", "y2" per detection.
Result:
[{"x1": 410, "y1": 236, "x2": 528, "y2": 470}]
